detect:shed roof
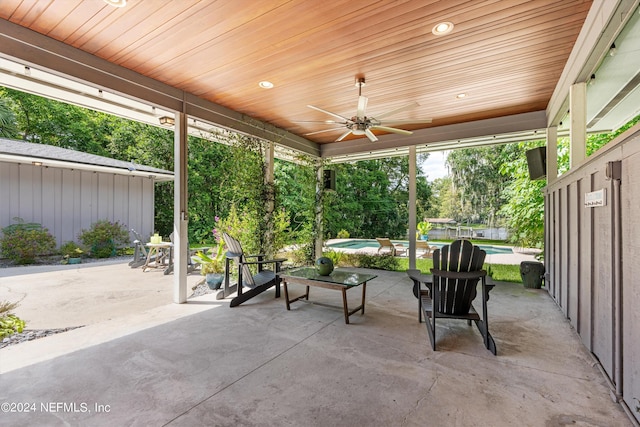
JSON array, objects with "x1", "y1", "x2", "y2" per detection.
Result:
[{"x1": 0, "y1": 138, "x2": 174, "y2": 182}]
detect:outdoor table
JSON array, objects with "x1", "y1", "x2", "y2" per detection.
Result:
[
  {"x1": 142, "y1": 242, "x2": 173, "y2": 273},
  {"x1": 281, "y1": 267, "x2": 377, "y2": 324}
]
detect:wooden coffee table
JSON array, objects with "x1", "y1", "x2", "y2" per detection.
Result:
[{"x1": 281, "y1": 267, "x2": 377, "y2": 324}]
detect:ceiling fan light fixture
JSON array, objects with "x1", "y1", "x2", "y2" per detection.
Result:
[
  {"x1": 456, "y1": 92, "x2": 467, "y2": 99},
  {"x1": 354, "y1": 77, "x2": 366, "y2": 88},
  {"x1": 259, "y1": 81, "x2": 274, "y2": 89},
  {"x1": 432, "y1": 21, "x2": 454, "y2": 36}
]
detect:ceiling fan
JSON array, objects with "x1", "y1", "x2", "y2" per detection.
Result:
[{"x1": 298, "y1": 77, "x2": 432, "y2": 142}]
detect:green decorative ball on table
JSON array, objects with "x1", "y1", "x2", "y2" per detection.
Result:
[{"x1": 315, "y1": 257, "x2": 334, "y2": 276}]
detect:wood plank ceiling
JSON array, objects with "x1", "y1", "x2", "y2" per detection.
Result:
[{"x1": 0, "y1": 0, "x2": 592, "y2": 147}]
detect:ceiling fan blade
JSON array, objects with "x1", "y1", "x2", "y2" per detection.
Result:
[
  {"x1": 375, "y1": 101, "x2": 420, "y2": 120},
  {"x1": 364, "y1": 128, "x2": 378, "y2": 142},
  {"x1": 371, "y1": 125, "x2": 413, "y2": 136},
  {"x1": 382, "y1": 119, "x2": 432, "y2": 124},
  {"x1": 356, "y1": 96, "x2": 368, "y2": 118},
  {"x1": 307, "y1": 105, "x2": 349, "y2": 122},
  {"x1": 336, "y1": 130, "x2": 352, "y2": 142},
  {"x1": 304, "y1": 127, "x2": 346, "y2": 136},
  {"x1": 293, "y1": 120, "x2": 342, "y2": 124}
]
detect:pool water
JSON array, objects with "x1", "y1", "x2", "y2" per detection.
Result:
[{"x1": 327, "y1": 239, "x2": 513, "y2": 255}]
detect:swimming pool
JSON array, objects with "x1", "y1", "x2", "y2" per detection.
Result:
[{"x1": 327, "y1": 239, "x2": 513, "y2": 255}]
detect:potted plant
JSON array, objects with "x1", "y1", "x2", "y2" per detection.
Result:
[
  {"x1": 60, "y1": 241, "x2": 84, "y2": 264},
  {"x1": 193, "y1": 243, "x2": 225, "y2": 289},
  {"x1": 417, "y1": 220, "x2": 433, "y2": 241}
]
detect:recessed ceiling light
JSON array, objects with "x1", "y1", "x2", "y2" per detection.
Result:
[
  {"x1": 456, "y1": 93, "x2": 467, "y2": 99},
  {"x1": 432, "y1": 21, "x2": 454, "y2": 36},
  {"x1": 259, "y1": 81, "x2": 274, "y2": 89},
  {"x1": 103, "y1": 0, "x2": 127, "y2": 7}
]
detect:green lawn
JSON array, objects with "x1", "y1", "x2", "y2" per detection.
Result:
[{"x1": 395, "y1": 258, "x2": 522, "y2": 283}]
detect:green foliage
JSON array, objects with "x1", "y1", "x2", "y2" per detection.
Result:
[
  {"x1": 0, "y1": 301, "x2": 25, "y2": 339},
  {"x1": 78, "y1": 220, "x2": 130, "y2": 258},
  {"x1": 323, "y1": 156, "x2": 433, "y2": 239},
  {"x1": 336, "y1": 229, "x2": 350, "y2": 239},
  {"x1": 4, "y1": 87, "x2": 114, "y2": 155},
  {"x1": 286, "y1": 243, "x2": 315, "y2": 267},
  {"x1": 0, "y1": 96, "x2": 19, "y2": 137},
  {"x1": 59, "y1": 241, "x2": 84, "y2": 264},
  {"x1": 215, "y1": 205, "x2": 261, "y2": 256},
  {"x1": 0, "y1": 314, "x2": 25, "y2": 339},
  {"x1": 0, "y1": 218, "x2": 56, "y2": 264},
  {"x1": 193, "y1": 244, "x2": 225, "y2": 275},
  {"x1": 59, "y1": 241, "x2": 84, "y2": 258},
  {"x1": 355, "y1": 254, "x2": 400, "y2": 270},
  {"x1": 322, "y1": 250, "x2": 344, "y2": 267},
  {"x1": 417, "y1": 220, "x2": 433, "y2": 235},
  {"x1": 446, "y1": 145, "x2": 511, "y2": 224},
  {"x1": 499, "y1": 141, "x2": 546, "y2": 248},
  {"x1": 275, "y1": 158, "x2": 315, "y2": 243}
]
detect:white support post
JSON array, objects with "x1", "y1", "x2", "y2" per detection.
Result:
[
  {"x1": 173, "y1": 110, "x2": 188, "y2": 304},
  {"x1": 569, "y1": 82, "x2": 587, "y2": 169},
  {"x1": 315, "y1": 163, "x2": 324, "y2": 259},
  {"x1": 408, "y1": 146, "x2": 417, "y2": 270},
  {"x1": 546, "y1": 126, "x2": 558, "y2": 184}
]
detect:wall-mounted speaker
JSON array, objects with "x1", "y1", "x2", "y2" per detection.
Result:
[
  {"x1": 323, "y1": 169, "x2": 336, "y2": 191},
  {"x1": 526, "y1": 146, "x2": 546, "y2": 180}
]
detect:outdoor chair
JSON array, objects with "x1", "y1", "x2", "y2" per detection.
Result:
[
  {"x1": 415, "y1": 241, "x2": 434, "y2": 258},
  {"x1": 217, "y1": 233, "x2": 286, "y2": 307},
  {"x1": 129, "y1": 229, "x2": 149, "y2": 268},
  {"x1": 376, "y1": 238, "x2": 407, "y2": 256},
  {"x1": 407, "y1": 239, "x2": 496, "y2": 355}
]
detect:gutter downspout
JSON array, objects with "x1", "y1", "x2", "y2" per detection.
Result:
[{"x1": 610, "y1": 160, "x2": 623, "y2": 400}]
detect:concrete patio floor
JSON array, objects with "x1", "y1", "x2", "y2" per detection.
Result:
[{"x1": 0, "y1": 262, "x2": 633, "y2": 426}]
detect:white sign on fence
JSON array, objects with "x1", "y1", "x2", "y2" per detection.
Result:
[{"x1": 584, "y1": 188, "x2": 606, "y2": 208}]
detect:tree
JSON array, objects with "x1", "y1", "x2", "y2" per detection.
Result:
[
  {"x1": 0, "y1": 96, "x2": 18, "y2": 137},
  {"x1": 275, "y1": 158, "x2": 315, "y2": 243},
  {"x1": 322, "y1": 155, "x2": 433, "y2": 239},
  {"x1": 446, "y1": 145, "x2": 511, "y2": 224},
  {"x1": 499, "y1": 141, "x2": 546, "y2": 247}
]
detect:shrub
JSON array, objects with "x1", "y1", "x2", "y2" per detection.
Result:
[
  {"x1": 354, "y1": 253, "x2": 400, "y2": 270},
  {"x1": 59, "y1": 241, "x2": 84, "y2": 258},
  {"x1": 285, "y1": 244, "x2": 314, "y2": 267},
  {"x1": 0, "y1": 219, "x2": 56, "y2": 264},
  {"x1": 336, "y1": 229, "x2": 350, "y2": 239},
  {"x1": 331, "y1": 252, "x2": 400, "y2": 270},
  {"x1": 0, "y1": 301, "x2": 25, "y2": 340},
  {"x1": 322, "y1": 249, "x2": 344, "y2": 267},
  {"x1": 78, "y1": 220, "x2": 130, "y2": 258}
]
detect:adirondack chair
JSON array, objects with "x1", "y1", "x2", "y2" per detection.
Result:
[
  {"x1": 129, "y1": 229, "x2": 149, "y2": 268},
  {"x1": 407, "y1": 239, "x2": 496, "y2": 354},
  {"x1": 217, "y1": 232, "x2": 286, "y2": 307}
]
